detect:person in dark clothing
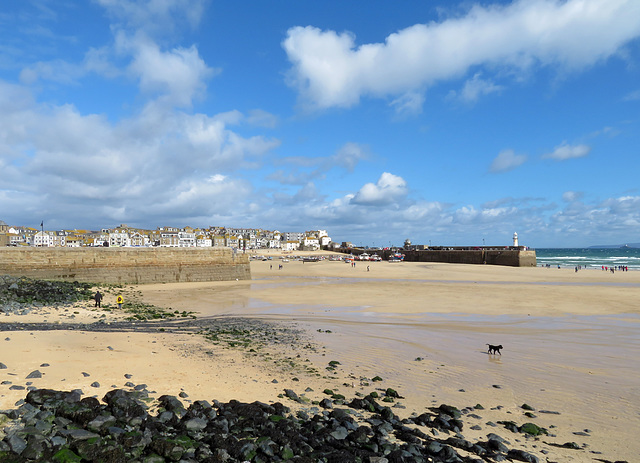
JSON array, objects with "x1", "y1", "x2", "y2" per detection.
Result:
[{"x1": 94, "y1": 291, "x2": 103, "y2": 308}]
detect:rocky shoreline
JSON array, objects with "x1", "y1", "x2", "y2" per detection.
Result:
[{"x1": 1, "y1": 385, "x2": 552, "y2": 463}]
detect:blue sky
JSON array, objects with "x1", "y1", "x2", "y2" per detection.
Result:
[{"x1": 1, "y1": 0, "x2": 640, "y2": 248}]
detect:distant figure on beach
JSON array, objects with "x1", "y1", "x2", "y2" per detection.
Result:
[
  {"x1": 116, "y1": 294, "x2": 123, "y2": 310},
  {"x1": 94, "y1": 291, "x2": 102, "y2": 308},
  {"x1": 367, "y1": 265, "x2": 370, "y2": 272}
]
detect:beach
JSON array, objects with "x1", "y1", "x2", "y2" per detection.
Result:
[{"x1": 1, "y1": 254, "x2": 639, "y2": 461}]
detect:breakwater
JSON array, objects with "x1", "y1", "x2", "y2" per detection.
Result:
[
  {"x1": 349, "y1": 247, "x2": 536, "y2": 267},
  {"x1": 0, "y1": 247, "x2": 251, "y2": 284}
]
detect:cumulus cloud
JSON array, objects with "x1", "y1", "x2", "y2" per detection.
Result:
[
  {"x1": 543, "y1": 142, "x2": 591, "y2": 160},
  {"x1": 118, "y1": 33, "x2": 216, "y2": 108},
  {"x1": 0, "y1": 80, "x2": 279, "y2": 226},
  {"x1": 489, "y1": 149, "x2": 527, "y2": 173},
  {"x1": 283, "y1": 0, "x2": 640, "y2": 110},
  {"x1": 351, "y1": 172, "x2": 408, "y2": 206}
]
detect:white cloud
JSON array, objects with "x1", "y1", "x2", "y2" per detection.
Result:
[
  {"x1": 351, "y1": 172, "x2": 408, "y2": 206},
  {"x1": 562, "y1": 191, "x2": 584, "y2": 202},
  {"x1": 268, "y1": 142, "x2": 369, "y2": 185},
  {"x1": 120, "y1": 33, "x2": 216, "y2": 107},
  {"x1": 489, "y1": 149, "x2": 527, "y2": 173},
  {"x1": 331, "y1": 142, "x2": 369, "y2": 172},
  {"x1": 0, "y1": 81, "x2": 279, "y2": 226},
  {"x1": 97, "y1": 0, "x2": 207, "y2": 36},
  {"x1": 544, "y1": 142, "x2": 591, "y2": 160},
  {"x1": 390, "y1": 91, "x2": 425, "y2": 116},
  {"x1": 449, "y1": 72, "x2": 503, "y2": 103},
  {"x1": 283, "y1": 0, "x2": 640, "y2": 109}
]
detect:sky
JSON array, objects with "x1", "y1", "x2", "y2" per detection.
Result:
[{"x1": 1, "y1": 0, "x2": 640, "y2": 248}]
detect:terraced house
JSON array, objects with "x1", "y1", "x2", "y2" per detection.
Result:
[{"x1": 0, "y1": 220, "x2": 332, "y2": 252}]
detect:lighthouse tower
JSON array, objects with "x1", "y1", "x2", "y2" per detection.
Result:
[{"x1": 513, "y1": 232, "x2": 519, "y2": 247}]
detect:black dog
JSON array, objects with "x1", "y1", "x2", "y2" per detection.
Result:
[{"x1": 486, "y1": 344, "x2": 503, "y2": 355}]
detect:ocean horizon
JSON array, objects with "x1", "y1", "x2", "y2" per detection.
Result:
[{"x1": 534, "y1": 247, "x2": 640, "y2": 270}]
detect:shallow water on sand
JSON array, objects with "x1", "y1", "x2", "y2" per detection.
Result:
[
  {"x1": 200, "y1": 292, "x2": 640, "y2": 418},
  {"x1": 140, "y1": 267, "x2": 640, "y2": 460}
]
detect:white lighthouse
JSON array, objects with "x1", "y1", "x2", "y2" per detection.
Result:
[{"x1": 513, "y1": 232, "x2": 519, "y2": 247}]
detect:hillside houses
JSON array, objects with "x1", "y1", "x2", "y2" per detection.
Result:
[{"x1": 0, "y1": 221, "x2": 332, "y2": 251}]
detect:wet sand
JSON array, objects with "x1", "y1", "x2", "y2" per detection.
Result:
[
  {"x1": 139, "y1": 258, "x2": 640, "y2": 461},
  {"x1": 1, "y1": 256, "x2": 639, "y2": 461}
]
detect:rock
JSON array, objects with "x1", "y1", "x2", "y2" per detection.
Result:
[
  {"x1": 507, "y1": 448, "x2": 540, "y2": 462},
  {"x1": 319, "y1": 398, "x2": 334, "y2": 409},
  {"x1": 7, "y1": 434, "x2": 27, "y2": 455},
  {"x1": 519, "y1": 422, "x2": 546, "y2": 436},
  {"x1": 25, "y1": 370, "x2": 42, "y2": 379},
  {"x1": 437, "y1": 404, "x2": 461, "y2": 419},
  {"x1": 0, "y1": 363, "x2": 7, "y2": 369},
  {"x1": 0, "y1": 386, "x2": 591, "y2": 462},
  {"x1": 88, "y1": 414, "x2": 117, "y2": 432},
  {"x1": 538, "y1": 409, "x2": 560, "y2": 415},
  {"x1": 284, "y1": 388, "x2": 302, "y2": 402}
]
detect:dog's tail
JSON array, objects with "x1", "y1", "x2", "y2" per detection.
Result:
[{"x1": 486, "y1": 343, "x2": 490, "y2": 346}]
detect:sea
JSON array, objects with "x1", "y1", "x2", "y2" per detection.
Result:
[{"x1": 534, "y1": 247, "x2": 640, "y2": 270}]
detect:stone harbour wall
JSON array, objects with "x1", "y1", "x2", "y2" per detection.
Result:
[
  {"x1": 403, "y1": 249, "x2": 537, "y2": 267},
  {"x1": 0, "y1": 247, "x2": 251, "y2": 284}
]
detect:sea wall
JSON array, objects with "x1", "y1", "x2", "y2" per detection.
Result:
[
  {"x1": 346, "y1": 248, "x2": 536, "y2": 267},
  {"x1": 402, "y1": 249, "x2": 537, "y2": 267},
  {"x1": 0, "y1": 247, "x2": 251, "y2": 284}
]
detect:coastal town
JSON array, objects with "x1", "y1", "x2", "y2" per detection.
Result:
[{"x1": 0, "y1": 220, "x2": 337, "y2": 252}]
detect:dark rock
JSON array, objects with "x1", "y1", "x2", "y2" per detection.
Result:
[
  {"x1": 320, "y1": 398, "x2": 334, "y2": 409},
  {"x1": 508, "y1": 448, "x2": 540, "y2": 462},
  {"x1": 0, "y1": 386, "x2": 597, "y2": 463},
  {"x1": 519, "y1": 422, "x2": 547, "y2": 436}
]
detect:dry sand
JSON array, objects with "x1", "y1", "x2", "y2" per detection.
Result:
[{"x1": 1, "y1": 254, "x2": 639, "y2": 462}]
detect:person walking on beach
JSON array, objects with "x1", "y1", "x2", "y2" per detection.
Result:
[
  {"x1": 116, "y1": 294, "x2": 124, "y2": 310},
  {"x1": 94, "y1": 291, "x2": 103, "y2": 308}
]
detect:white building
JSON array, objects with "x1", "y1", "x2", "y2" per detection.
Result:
[
  {"x1": 282, "y1": 240, "x2": 300, "y2": 252},
  {"x1": 196, "y1": 235, "x2": 212, "y2": 247},
  {"x1": 109, "y1": 230, "x2": 131, "y2": 247},
  {"x1": 31, "y1": 231, "x2": 53, "y2": 247},
  {"x1": 178, "y1": 231, "x2": 196, "y2": 247}
]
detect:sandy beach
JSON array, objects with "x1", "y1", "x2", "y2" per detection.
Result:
[{"x1": 1, "y1": 254, "x2": 639, "y2": 462}]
